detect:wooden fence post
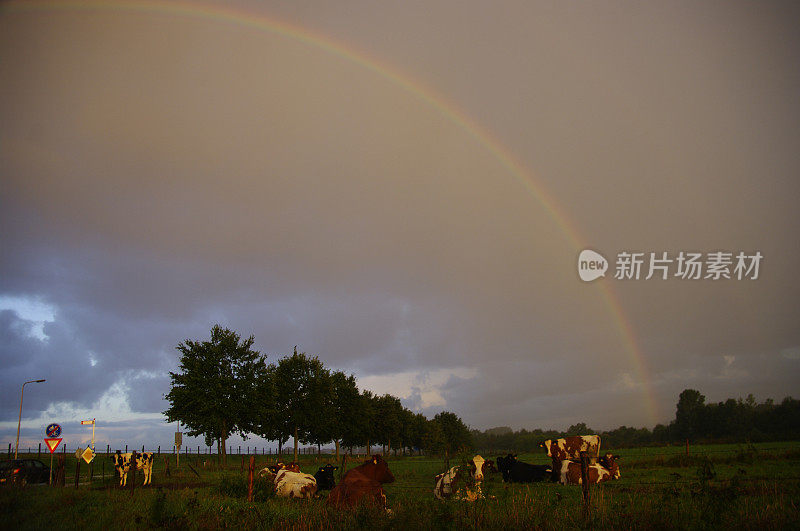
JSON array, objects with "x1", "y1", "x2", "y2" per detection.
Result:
[
  {"x1": 130, "y1": 456, "x2": 136, "y2": 496},
  {"x1": 685, "y1": 439, "x2": 689, "y2": 457},
  {"x1": 580, "y1": 451, "x2": 591, "y2": 519},
  {"x1": 164, "y1": 455, "x2": 171, "y2": 477},
  {"x1": 57, "y1": 454, "x2": 65, "y2": 487},
  {"x1": 248, "y1": 455, "x2": 255, "y2": 502},
  {"x1": 74, "y1": 458, "x2": 81, "y2": 489},
  {"x1": 38, "y1": 443, "x2": 41, "y2": 460},
  {"x1": 340, "y1": 454, "x2": 348, "y2": 481}
]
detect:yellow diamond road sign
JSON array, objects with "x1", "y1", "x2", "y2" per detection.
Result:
[{"x1": 81, "y1": 446, "x2": 95, "y2": 464}]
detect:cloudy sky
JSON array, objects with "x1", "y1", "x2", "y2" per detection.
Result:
[{"x1": 2, "y1": 0, "x2": 799, "y2": 451}]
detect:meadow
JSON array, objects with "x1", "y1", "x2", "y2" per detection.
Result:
[{"x1": 2, "y1": 441, "x2": 799, "y2": 529}]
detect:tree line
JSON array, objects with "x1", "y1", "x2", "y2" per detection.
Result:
[
  {"x1": 472, "y1": 388, "x2": 800, "y2": 452},
  {"x1": 163, "y1": 326, "x2": 472, "y2": 464}
]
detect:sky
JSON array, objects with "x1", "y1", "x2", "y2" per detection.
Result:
[{"x1": 1, "y1": 0, "x2": 799, "y2": 452}]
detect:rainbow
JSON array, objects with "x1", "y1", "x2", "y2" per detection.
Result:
[{"x1": 4, "y1": 0, "x2": 661, "y2": 424}]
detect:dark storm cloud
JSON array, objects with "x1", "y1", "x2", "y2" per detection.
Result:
[{"x1": 1, "y1": 1, "x2": 799, "y2": 447}]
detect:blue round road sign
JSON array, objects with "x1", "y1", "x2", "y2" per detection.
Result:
[{"x1": 46, "y1": 423, "x2": 61, "y2": 438}]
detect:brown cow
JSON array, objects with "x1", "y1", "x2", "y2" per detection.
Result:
[
  {"x1": 540, "y1": 435, "x2": 601, "y2": 462},
  {"x1": 326, "y1": 455, "x2": 395, "y2": 510},
  {"x1": 558, "y1": 453, "x2": 621, "y2": 485}
]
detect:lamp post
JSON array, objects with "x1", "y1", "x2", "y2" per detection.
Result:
[{"x1": 15, "y1": 379, "x2": 46, "y2": 459}]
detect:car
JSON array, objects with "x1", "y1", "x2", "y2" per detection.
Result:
[{"x1": 0, "y1": 459, "x2": 51, "y2": 486}]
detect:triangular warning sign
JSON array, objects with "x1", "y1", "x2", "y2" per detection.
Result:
[{"x1": 44, "y1": 438, "x2": 62, "y2": 453}]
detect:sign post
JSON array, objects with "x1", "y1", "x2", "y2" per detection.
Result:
[
  {"x1": 80, "y1": 419, "x2": 95, "y2": 465},
  {"x1": 175, "y1": 427, "x2": 182, "y2": 469},
  {"x1": 45, "y1": 423, "x2": 62, "y2": 485}
]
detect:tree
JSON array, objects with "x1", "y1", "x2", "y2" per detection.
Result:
[
  {"x1": 252, "y1": 362, "x2": 280, "y2": 453},
  {"x1": 674, "y1": 389, "x2": 706, "y2": 441},
  {"x1": 373, "y1": 394, "x2": 404, "y2": 455},
  {"x1": 341, "y1": 389, "x2": 375, "y2": 454},
  {"x1": 164, "y1": 325, "x2": 264, "y2": 465},
  {"x1": 433, "y1": 411, "x2": 472, "y2": 456},
  {"x1": 272, "y1": 348, "x2": 332, "y2": 462},
  {"x1": 326, "y1": 371, "x2": 361, "y2": 462}
]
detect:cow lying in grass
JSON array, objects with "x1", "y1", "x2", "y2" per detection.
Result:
[
  {"x1": 314, "y1": 464, "x2": 338, "y2": 491},
  {"x1": 112, "y1": 450, "x2": 154, "y2": 487},
  {"x1": 258, "y1": 461, "x2": 301, "y2": 478},
  {"x1": 558, "y1": 453, "x2": 621, "y2": 485},
  {"x1": 261, "y1": 462, "x2": 318, "y2": 499},
  {"x1": 326, "y1": 455, "x2": 395, "y2": 510},
  {"x1": 434, "y1": 455, "x2": 492, "y2": 501},
  {"x1": 496, "y1": 454, "x2": 552, "y2": 483}
]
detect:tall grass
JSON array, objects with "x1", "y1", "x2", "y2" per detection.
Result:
[{"x1": 3, "y1": 442, "x2": 799, "y2": 529}]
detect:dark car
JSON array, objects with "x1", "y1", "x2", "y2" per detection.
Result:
[{"x1": 0, "y1": 459, "x2": 50, "y2": 486}]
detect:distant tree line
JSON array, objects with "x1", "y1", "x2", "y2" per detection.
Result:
[
  {"x1": 472, "y1": 388, "x2": 800, "y2": 452},
  {"x1": 163, "y1": 326, "x2": 472, "y2": 464}
]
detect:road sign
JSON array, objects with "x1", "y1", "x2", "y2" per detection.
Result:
[
  {"x1": 80, "y1": 420, "x2": 95, "y2": 425},
  {"x1": 44, "y1": 438, "x2": 62, "y2": 453},
  {"x1": 175, "y1": 432, "x2": 182, "y2": 448},
  {"x1": 46, "y1": 423, "x2": 62, "y2": 438},
  {"x1": 81, "y1": 446, "x2": 94, "y2": 464},
  {"x1": 75, "y1": 448, "x2": 82, "y2": 459}
]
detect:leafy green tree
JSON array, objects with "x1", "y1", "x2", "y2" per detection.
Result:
[
  {"x1": 272, "y1": 348, "x2": 332, "y2": 462},
  {"x1": 373, "y1": 394, "x2": 404, "y2": 455},
  {"x1": 674, "y1": 389, "x2": 706, "y2": 441},
  {"x1": 422, "y1": 418, "x2": 446, "y2": 455},
  {"x1": 326, "y1": 371, "x2": 361, "y2": 461},
  {"x1": 164, "y1": 325, "x2": 265, "y2": 465},
  {"x1": 433, "y1": 411, "x2": 472, "y2": 456},
  {"x1": 342, "y1": 389, "x2": 375, "y2": 454},
  {"x1": 251, "y1": 362, "x2": 281, "y2": 452}
]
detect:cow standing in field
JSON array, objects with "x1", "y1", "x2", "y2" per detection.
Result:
[
  {"x1": 112, "y1": 450, "x2": 154, "y2": 487},
  {"x1": 541, "y1": 435, "x2": 601, "y2": 481},
  {"x1": 434, "y1": 455, "x2": 491, "y2": 501},
  {"x1": 326, "y1": 455, "x2": 395, "y2": 510},
  {"x1": 496, "y1": 454, "x2": 552, "y2": 483},
  {"x1": 540, "y1": 435, "x2": 602, "y2": 462},
  {"x1": 559, "y1": 453, "x2": 621, "y2": 485}
]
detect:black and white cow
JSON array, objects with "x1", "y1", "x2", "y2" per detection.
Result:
[
  {"x1": 314, "y1": 464, "x2": 338, "y2": 491},
  {"x1": 434, "y1": 455, "x2": 491, "y2": 501},
  {"x1": 112, "y1": 450, "x2": 154, "y2": 487},
  {"x1": 496, "y1": 454, "x2": 552, "y2": 483}
]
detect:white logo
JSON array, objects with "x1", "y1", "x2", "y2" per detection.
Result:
[{"x1": 578, "y1": 249, "x2": 608, "y2": 282}]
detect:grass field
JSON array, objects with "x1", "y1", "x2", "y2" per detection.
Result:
[{"x1": 2, "y1": 441, "x2": 799, "y2": 529}]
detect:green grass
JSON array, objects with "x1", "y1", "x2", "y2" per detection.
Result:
[{"x1": 3, "y1": 442, "x2": 799, "y2": 529}]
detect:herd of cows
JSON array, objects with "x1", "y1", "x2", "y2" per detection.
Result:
[{"x1": 109, "y1": 435, "x2": 620, "y2": 510}]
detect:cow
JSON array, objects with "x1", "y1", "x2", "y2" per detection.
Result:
[
  {"x1": 257, "y1": 462, "x2": 317, "y2": 499},
  {"x1": 112, "y1": 450, "x2": 154, "y2": 487},
  {"x1": 326, "y1": 455, "x2": 395, "y2": 510},
  {"x1": 272, "y1": 468, "x2": 318, "y2": 499},
  {"x1": 433, "y1": 455, "x2": 491, "y2": 501},
  {"x1": 540, "y1": 435, "x2": 601, "y2": 462},
  {"x1": 314, "y1": 464, "x2": 339, "y2": 491},
  {"x1": 258, "y1": 461, "x2": 301, "y2": 478},
  {"x1": 495, "y1": 454, "x2": 552, "y2": 483},
  {"x1": 541, "y1": 435, "x2": 601, "y2": 481},
  {"x1": 558, "y1": 453, "x2": 621, "y2": 485}
]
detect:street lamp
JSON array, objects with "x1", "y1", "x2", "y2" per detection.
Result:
[{"x1": 15, "y1": 379, "x2": 46, "y2": 459}]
